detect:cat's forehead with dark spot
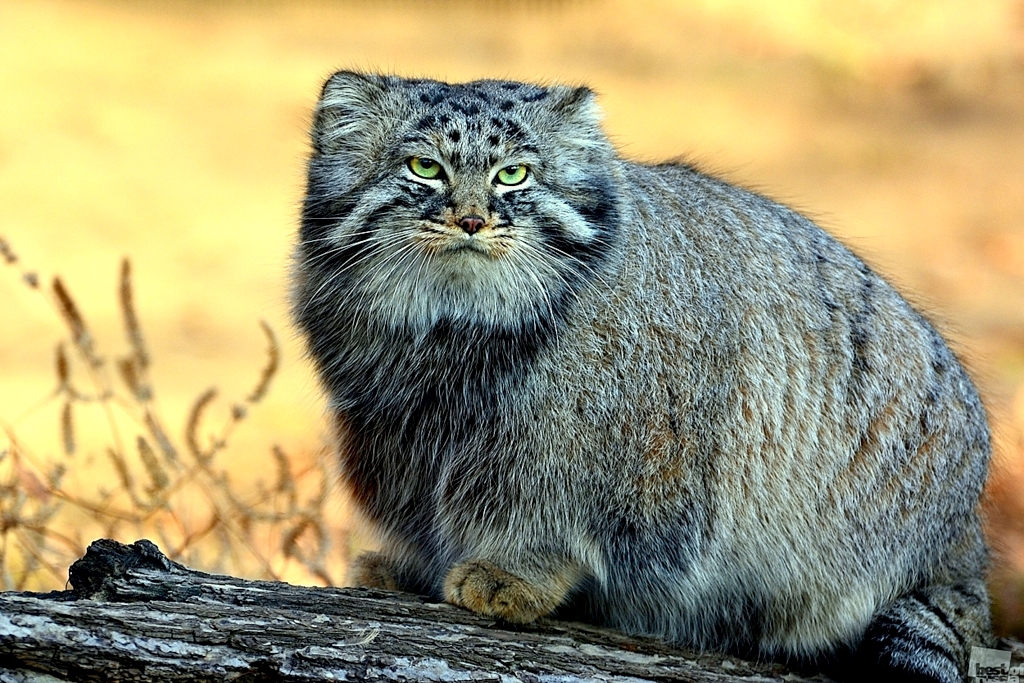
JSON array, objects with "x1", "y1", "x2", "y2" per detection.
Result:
[
  {"x1": 399, "y1": 79, "x2": 548, "y2": 129},
  {"x1": 402, "y1": 78, "x2": 545, "y2": 105},
  {"x1": 395, "y1": 79, "x2": 545, "y2": 165}
]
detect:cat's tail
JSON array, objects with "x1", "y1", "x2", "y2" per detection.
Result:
[{"x1": 853, "y1": 580, "x2": 992, "y2": 682}]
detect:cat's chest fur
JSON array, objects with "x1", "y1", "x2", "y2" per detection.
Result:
[{"x1": 321, "y1": 312, "x2": 560, "y2": 532}]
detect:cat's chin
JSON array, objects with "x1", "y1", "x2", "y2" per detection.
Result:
[
  {"x1": 440, "y1": 241, "x2": 497, "y2": 257},
  {"x1": 360, "y1": 270, "x2": 552, "y2": 334},
  {"x1": 348, "y1": 234, "x2": 561, "y2": 333}
]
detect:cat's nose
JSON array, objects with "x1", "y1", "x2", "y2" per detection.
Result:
[{"x1": 459, "y1": 215, "x2": 485, "y2": 235}]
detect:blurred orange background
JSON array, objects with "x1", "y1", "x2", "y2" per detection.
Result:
[{"x1": 2, "y1": 0, "x2": 1024, "y2": 632}]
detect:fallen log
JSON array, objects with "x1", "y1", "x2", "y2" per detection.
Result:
[{"x1": 0, "y1": 539, "x2": 838, "y2": 681}]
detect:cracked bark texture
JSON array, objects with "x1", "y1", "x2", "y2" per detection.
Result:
[{"x1": 0, "y1": 539, "x2": 837, "y2": 682}]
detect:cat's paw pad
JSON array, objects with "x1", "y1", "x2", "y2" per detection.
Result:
[
  {"x1": 348, "y1": 551, "x2": 401, "y2": 591},
  {"x1": 443, "y1": 559, "x2": 553, "y2": 624}
]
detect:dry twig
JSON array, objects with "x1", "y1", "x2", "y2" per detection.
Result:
[{"x1": 0, "y1": 237, "x2": 345, "y2": 591}]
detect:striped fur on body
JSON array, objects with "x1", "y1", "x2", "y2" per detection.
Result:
[{"x1": 292, "y1": 72, "x2": 993, "y2": 681}]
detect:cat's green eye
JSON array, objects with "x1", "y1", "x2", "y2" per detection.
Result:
[
  {"x1": 496, "y1": 165, "x2": 528, "y2": 186},
  {"x1": 409, "y1": 156, "x2": 443, "y2": 180}
]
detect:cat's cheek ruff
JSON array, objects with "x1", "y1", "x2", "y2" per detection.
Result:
[
  {"x1": 301, "y1": 156, "x2": 398, "y2": 233},
  {"x1": 300, "y1": 197, "x2": 434, "y2": 319},
  {"x1": 529, "y1": 195, "x2": 599, "y2": 243},
  {"x1": 505, "y1": 179, "x2": 621, "y2": 279},
  {"x1": 300, "y1": 157, "x2": 370, "y2": 242}
]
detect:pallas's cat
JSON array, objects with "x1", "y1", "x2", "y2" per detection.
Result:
[{"x1": 292, "y1": 72, "x2": 992, "y2": 682}]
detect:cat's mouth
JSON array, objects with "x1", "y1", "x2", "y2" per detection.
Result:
[
  {"x1": 416, "y1": 220, "x2": 515, "y2": 260},
  {"x1": 445, "y1": 240, "x2": 493, "y2": 255},
  {"x1": 425, "y1": 236, "x2": 509, "y2": 260}
]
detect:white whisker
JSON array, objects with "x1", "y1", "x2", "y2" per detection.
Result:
[{"x1": 299, "y1": 240, "x2": 416, "y2": 317}]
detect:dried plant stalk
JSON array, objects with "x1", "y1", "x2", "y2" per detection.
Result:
[
  {"x1": 247, "y1": 321, "x2": 279, "y2": 404},
  {"x1": 119, "y1": 258, "x2": 150, "y2": 370},
  {"x1": 12, "y1": 456, "x2": 50, "y2": 503},
  {"x1": 143, "y1": 411, "x2": 177, "y2": 463},
  {"x1": 60, "y1": 401, "x2": 74, "y2": 456},
  {"x1": 105, "y1": 448, "x2": 136, "y2": 504},
  {"x1": 55, "y1": 344, "x2": 69, "y2": 391},
  {"x1": 281, "y1": 518, "x2": 314, "y2": 560},
  {"x1": 46, "y1": 463, "x2": 66, "y2": 490},
  {"x1": 186, "y1": 388, "x2": 218, "y2": 464},
  {"x1": 0, "y1": 235, "x2": 37, "y2": 288},
  {"x1": 2, "y1": 240, "x2": 345, "y2": 591},
  {"x1": 136, "y1": 436, "x2": 169, "y2": 494},
  {"x1": 272, "y1": 445, "x2": 295, "y2": 499},
  {"x1": 52, "y1": 277, "x2": 100, "y2": 368},
  {"x1": 0, "y1": 236, "x2": 16, "y2": 264},
  {"x1": 117, "y1": 357, "x2": 151, "y2": 401}
]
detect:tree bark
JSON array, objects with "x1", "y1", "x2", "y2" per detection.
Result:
[{"x1": 0, "y1": 539, "x2": 836, "y2": 682}]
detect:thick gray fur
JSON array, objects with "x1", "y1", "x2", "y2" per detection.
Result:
[{"x1": 293, "y1": 72, "x2": 993, "y2": 682}]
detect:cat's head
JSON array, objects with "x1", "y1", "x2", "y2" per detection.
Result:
[{"x1": 297, "y1": 72, "x2": 622, "y2": 333}]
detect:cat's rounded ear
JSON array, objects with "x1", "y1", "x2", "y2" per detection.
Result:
[
  {"x1": 543, "y1": 85, "x2": 612, "y2": 156},
  {"x1": 547, "y1": 85, "x2": 603, "y2": 128},
  {"x1": 312, "y1": 71, "x2": 399, "y2": 157}
]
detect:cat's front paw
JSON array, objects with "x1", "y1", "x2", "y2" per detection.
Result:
[
  {"x1": 348, "y1": 551, "x2": 401, "y2": 591},
  {"x1": 443, "y1": 559, "x2": 557, "y2": 624}
]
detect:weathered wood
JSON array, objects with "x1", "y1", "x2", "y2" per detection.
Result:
[{"x1": 0, "y1": 539, "x2": 835, "y2": 682}]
